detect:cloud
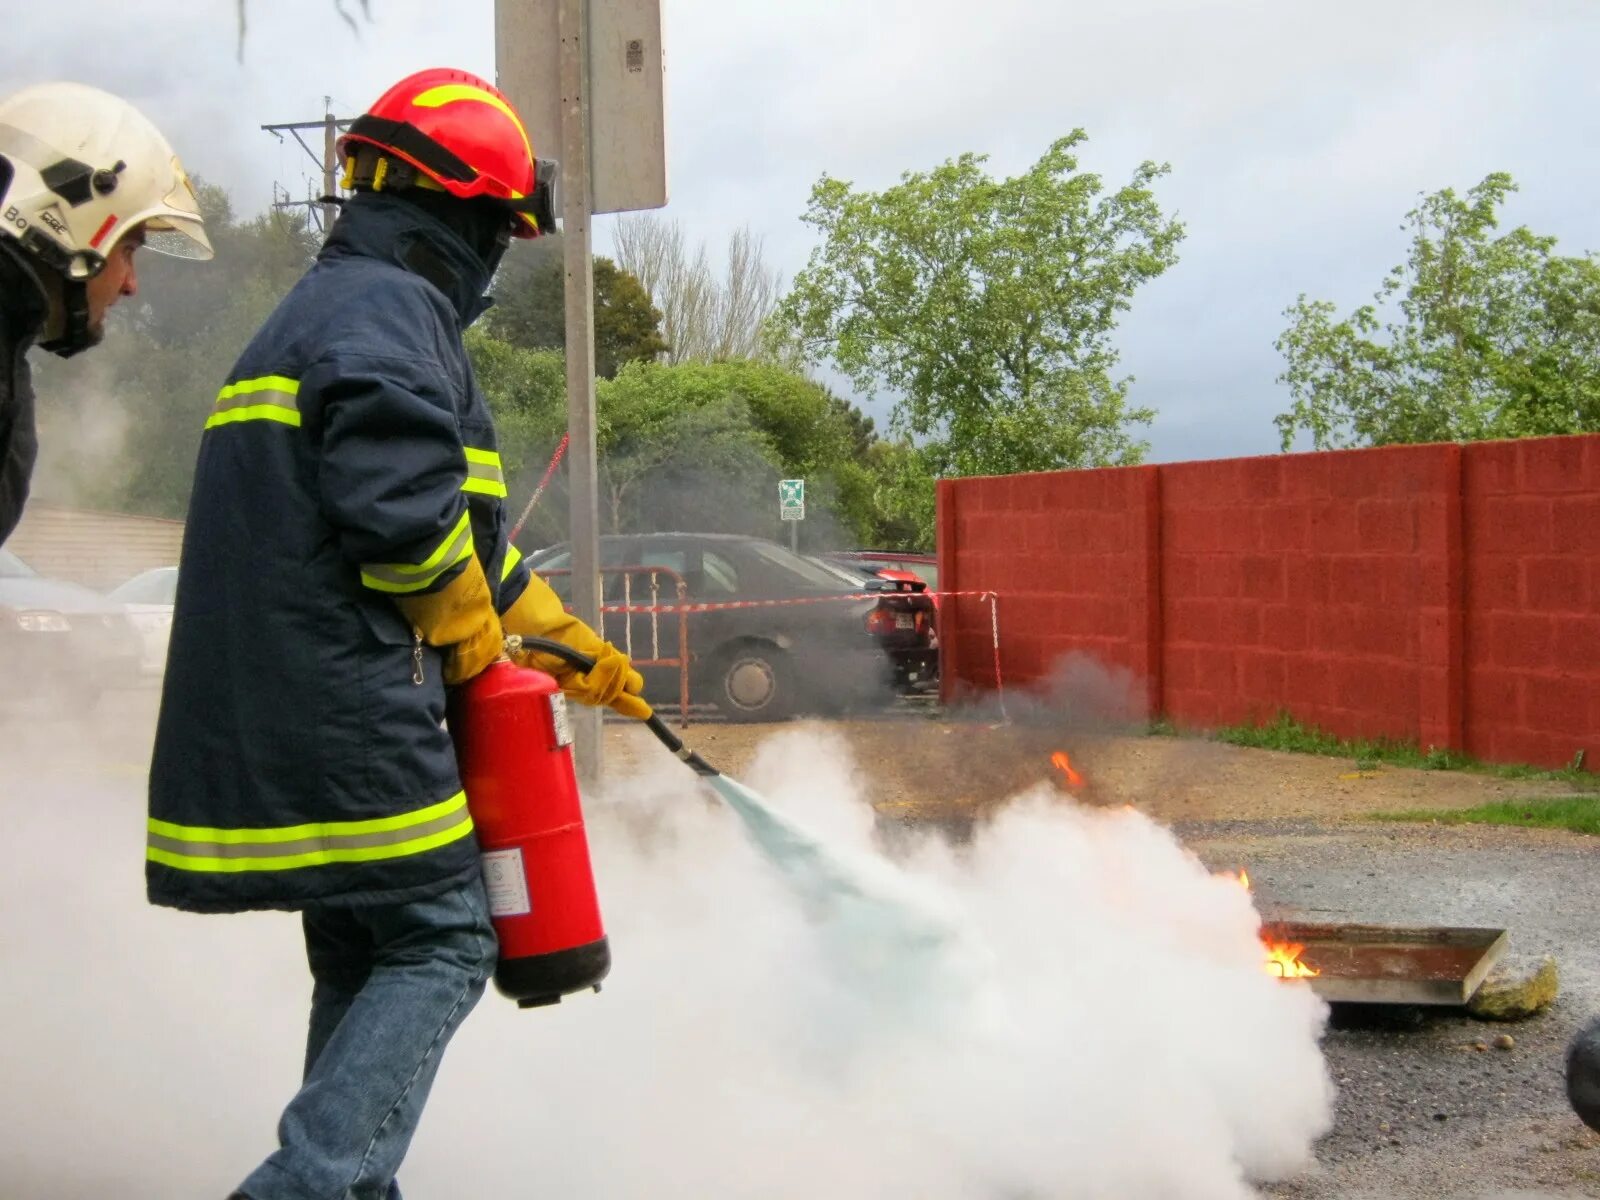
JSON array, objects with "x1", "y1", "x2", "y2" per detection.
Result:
[{"x1": 9, "y1": 0, "x2": 1599, "y2": 461}]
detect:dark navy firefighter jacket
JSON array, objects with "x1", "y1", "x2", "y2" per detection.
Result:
[{"x1": 148, "y1": 193, "x2": 536, "y2": 913}]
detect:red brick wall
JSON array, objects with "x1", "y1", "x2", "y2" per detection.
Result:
[
  {"x1": 1463, "y1": 437, "x2": 1600, "y2": 768},
  {"x1": 939, "y1": 435, "x2": 1599, "y2": 771},
  {"x1": 938, "y1": 467, "x2": 1161, "y2": 716}
]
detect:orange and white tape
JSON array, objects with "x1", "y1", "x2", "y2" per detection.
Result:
[{"x1": 596, "y1": 589, "x2": 1008, "y2": 718}]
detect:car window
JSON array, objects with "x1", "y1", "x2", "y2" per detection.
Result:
[
  {"x1": 895, "y1": 560, "x2": 938, "y2": 589},
  {"x1": 701, "y1": 550, "x2": 739, "y2": 595},
  {"x1": 530, "y1": 541, "x2": 633, "y2": 576},
  {"x1": 0, "y1": 550, "x2": 36, "y2": 578},
  {"x1": 813, "y1": 557, "x2": 871, "y2": 586},
  {"x1": 857, "y1": 556, "x2": 938, "y2": 590},
  {"x1": 746, "y1": 541, "x2": 853, "y2": 590},
  {"x1": 635, "y1": 548, "x2": 689, "y2": 577},
  {"x1": 110, "y1": 569, "x2": 177, "y2": 604}
]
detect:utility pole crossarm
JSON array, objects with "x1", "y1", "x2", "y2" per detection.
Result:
[{"x1": 261, "y1": 110, "x2": 355, "y2": 236}]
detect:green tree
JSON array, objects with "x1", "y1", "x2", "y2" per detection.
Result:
[
  {"x1": 465, "y1": 330, "x2": 567, "y2": 477},
  {"x1": 486, "y1": 242, "x2": 667, "y2": 378},
  {"x1": 776, "y1": 132, "x2": 1184, "y2": 481},
  {"x1": 1275, "y1": 173, "x2": 1600, "y2": 450},
  {"x1": 32, "y1": 181, "x2": 319, "y2": 517},
  {"x1": 593, "y1": 362, "x2": 782, "y2": 534}
]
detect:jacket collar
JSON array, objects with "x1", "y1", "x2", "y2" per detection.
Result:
[
  {"x1": 0, "y1": 240, "x2": 50, "y2": 347},
  {"x1": 320, "y1": 193, "x2": 493, "y2": 326}
]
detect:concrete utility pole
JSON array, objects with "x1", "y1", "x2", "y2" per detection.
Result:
[
  {"x1": 261, "y1": 102, "x2": 353, "y2": 235},
  {"x1": 559, "y1": 0, "x2": 606, "y2": 784},
  {"x1": 498, "y1": 0, "x2": 668, "y2": 786},
  {"x1": 322, "y1": 97, "x2": 339, "y2": 234}
]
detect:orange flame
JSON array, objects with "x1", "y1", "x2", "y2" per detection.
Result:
[
  {"x1": 1228, "y1": 868, "x2": 1319, "y2": 979},
  {"x1": 1050, "y1": 751, "x2": 1084, "y2": 788},
  {"x1": 1263, "y1": 940, "x2": 1320, "y2": 979}
]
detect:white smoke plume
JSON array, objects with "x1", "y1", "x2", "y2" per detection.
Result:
[{"x1": 2, "y1": 722, "x2": 1334, "y2": 1199}]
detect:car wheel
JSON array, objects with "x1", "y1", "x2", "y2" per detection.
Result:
[{"x1": 711, "y1": 642, "x2": 797, "y2": 723}]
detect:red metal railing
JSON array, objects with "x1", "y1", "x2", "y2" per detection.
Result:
[{"x1": 534, "y1": 565, "x2": 693, "y2": 726}]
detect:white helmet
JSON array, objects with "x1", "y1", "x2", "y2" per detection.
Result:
[{"x1": 0, "y1": 82, "x2": 212, "y2": 282}]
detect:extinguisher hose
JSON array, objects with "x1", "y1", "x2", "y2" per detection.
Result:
[{"x1": 507, "y1": 634, "x2": 720, "y2": 778}]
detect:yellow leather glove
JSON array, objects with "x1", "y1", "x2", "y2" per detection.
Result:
[
  {"x1": 502, "y1": 574, "x2": 653, "y2": 721},
  {"x1": 393, "y1": 554, "x2": 504, "y2": 685}
]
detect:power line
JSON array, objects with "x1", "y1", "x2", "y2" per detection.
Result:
[{"x1": 261, "y1": 97, "x2": 354, "y2": 234}]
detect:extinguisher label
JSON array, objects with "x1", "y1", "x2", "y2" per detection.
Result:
[
  {"x1": 550, "y1": 692, "x2": 574, "y2": 748},
  {"x1": 481, "y1": 848, "x2": 532, "y2": 917}
]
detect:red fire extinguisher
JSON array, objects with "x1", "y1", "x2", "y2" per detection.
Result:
[{"x1": 448, "y1": 659, "x2": 610, "y2": 1008}]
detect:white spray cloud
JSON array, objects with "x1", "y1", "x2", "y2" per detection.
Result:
[{"x1": 1, "y1": 722, "x2": 1333, "y2": 1199}]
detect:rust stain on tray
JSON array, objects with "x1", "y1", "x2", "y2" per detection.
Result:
[{"x1": 1265, "y1": 922, "x2": 1509, "y2": 1006}]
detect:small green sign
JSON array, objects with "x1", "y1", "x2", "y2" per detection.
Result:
[{"x1": 779, "y1": 478, "x2": 805, "y2": 520}]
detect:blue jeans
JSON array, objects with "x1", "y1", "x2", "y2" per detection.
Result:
[{"x1": 237, "y1": 876, "x2": 497, "y2": 1200}]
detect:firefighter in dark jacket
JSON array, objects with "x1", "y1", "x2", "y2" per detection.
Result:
[
  {"x1": 148, "y1": 68, "x2": 650, "y2": 1200},
  {"x1": 0, "y1": 82, "x2": 211, "y2": 546}
]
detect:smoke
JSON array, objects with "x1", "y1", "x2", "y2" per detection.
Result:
[
  {"x1": 0, "y1": 720, "x2": 1335, "y2": 1199},
  {"x1": 29, "y1": 349, "x2": 139, "y2": 509}
]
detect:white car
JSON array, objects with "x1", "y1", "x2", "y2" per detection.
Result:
[
  {"x1": 109, "y1": 566, "x2": 177, "y2": 678},
  {"x1": 1, "y1": 549, "x2": 142, "y2": 710}
]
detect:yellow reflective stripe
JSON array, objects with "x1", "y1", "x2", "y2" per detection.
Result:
[
  {"x1": 207, "y1": 404, "x2": 301, "y2": 429},
  {"x1": 359, "y1": 511, "x2": 473, "y2": 594},
  {"x1": 146, "y1": 792, "x2": 472, "y2": 873},
  {"x1": 205, "y1": 375, "x2": 302, "y2": 429},
  {"x1": 147, "y1": 815, "x2": 474, "y2": 874},
  {"x1": 148, "y1": 790, "x2": 468, "y2": 845},
  {"x1": 463, "y1": 447, "x2": 506, "y2": 497},
  {"x1": 501, "y1": 544, "x2": 523, "y2": 582}
]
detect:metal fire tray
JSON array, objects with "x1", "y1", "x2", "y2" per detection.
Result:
[{"x1": 1267, "y1": 921, "x2": 1509, "y2": 1006}]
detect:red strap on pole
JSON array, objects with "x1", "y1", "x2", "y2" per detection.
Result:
[{"x1": 510, "y1": 433, "x2": 570, "y2": 541}]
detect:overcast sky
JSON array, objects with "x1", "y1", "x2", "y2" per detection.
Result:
[{"x1": 7, "y1": 0, "x2": 1598, "y2": 462}]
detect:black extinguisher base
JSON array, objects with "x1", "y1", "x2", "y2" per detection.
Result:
[{"x1": 499, "y1": 936, "x2": 612, "y2": 1008}]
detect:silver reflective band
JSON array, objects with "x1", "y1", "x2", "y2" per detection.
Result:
[
  {"x1": 205, "y1": 375, "x2": 302, "y2": 429},
  {"x1": 463, "y1": 447, "x2": 507, "y2": 497},
  {"x1": 146, "y1": 792, "x2": 474, "y2": 873},
  {"x1": 360, "y1": 511, "x2": 474, "y2": 594}
]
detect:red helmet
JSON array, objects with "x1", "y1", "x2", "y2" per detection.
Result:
[{"x1": 338, "y1": 67, "x2": 552, "y2": 237}]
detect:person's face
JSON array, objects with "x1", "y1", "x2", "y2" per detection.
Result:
[{"x1": 82, "y1": 227, "x2": 144, "y2": 340}]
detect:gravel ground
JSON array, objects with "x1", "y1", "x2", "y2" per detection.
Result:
[
  {"x1": 1189, "y1": 820, "x2": 1600, "y2": 1199},
  {"x1": 29, "y1": 693, "x2": 1600, "y2": 1196}
]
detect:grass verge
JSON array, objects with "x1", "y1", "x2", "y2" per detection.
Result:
[
  {"x1": 1373, "y1": 795, "x2": 1600, "y2": 835},
  {"x1": 1208, "y1": 711, "x2": 1598, "y2": 790}
]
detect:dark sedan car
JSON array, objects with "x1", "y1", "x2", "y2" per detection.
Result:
[
  {"x1": 525, "y1": 533, "x2": 936, "y2": 721},
  {"x1": 0, "y1": 549, "x2": 141, "y2": 711}
]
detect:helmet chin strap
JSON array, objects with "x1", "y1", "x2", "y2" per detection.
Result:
[{"x1": 38, "y1": 275, "x2": 95, "y2": 359}]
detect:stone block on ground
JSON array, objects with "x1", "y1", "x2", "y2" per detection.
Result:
[{"x1": 1468, "y1": 956, "x2": 1559, "y2": 1022}]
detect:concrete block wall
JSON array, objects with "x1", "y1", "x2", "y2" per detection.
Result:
[
  {"x1": 938, "y1": 434, "x2": 1599, "y2": 771},
  {"x1": 1463, "y1": 437, "x2": 1600, "y2": 768}
]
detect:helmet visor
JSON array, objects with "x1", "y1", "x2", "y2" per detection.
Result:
[{"x1": 135, "y1": 156, "x2": 213, "y2": 260}]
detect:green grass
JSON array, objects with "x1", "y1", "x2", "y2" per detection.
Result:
[
  {"x1": 1373, "y1": 795, "x2": 1600, "y2": 835},
  {"x1": 1206, "y1": 711, "x2": 1599, "y2": 790}
]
